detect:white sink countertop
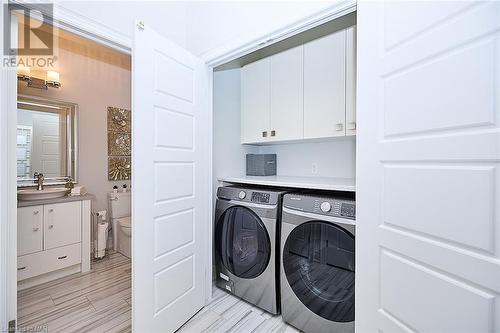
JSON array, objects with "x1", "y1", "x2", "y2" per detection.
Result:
[
  {"x1": 218, "y1": 175, "x2": 355, "y2": 192},
  {"x1": 17, "y1": 193, "x2": 95, "y2": 207}
]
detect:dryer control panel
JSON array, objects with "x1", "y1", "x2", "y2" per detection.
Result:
[{"x1": 284, "y1": 193, "x2": 356, "y2": 220}]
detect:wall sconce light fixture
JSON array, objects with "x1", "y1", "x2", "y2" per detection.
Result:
[
  {"x1": 46, "y1": 71, "x2": 61, "y2": 88},
  {"x1": 17, "y1": 67, "x2": 61, "y2": 90}
]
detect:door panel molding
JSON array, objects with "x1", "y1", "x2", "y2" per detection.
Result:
[{"x1": 357, "y1": 2, "x2": 500, "y2": 331}]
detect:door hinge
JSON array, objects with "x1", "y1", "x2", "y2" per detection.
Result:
[
  {"x1": 8, "y1": 319, "x2": 15, "y2": 332},
  {"x1": 137, "y1": 21, "x2": 145, "y2": 31}
]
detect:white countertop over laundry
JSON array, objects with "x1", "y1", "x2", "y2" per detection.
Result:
[{"x1": 218, "y1": 175, "x2": 356, "y2": 192}]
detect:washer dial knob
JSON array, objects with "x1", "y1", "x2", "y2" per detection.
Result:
[
  {"x1": 320, "y1": 201, "x2": 332, "y2": 212},
  {"x1": 238, "y1": 191, "x2": 246, "y2": 199}
]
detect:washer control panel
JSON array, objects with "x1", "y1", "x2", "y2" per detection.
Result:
[
  {"x1": 320, "y1": 201, "x2": 331, "y2": 212},
  {"x1": 217, "y1": 186, "x2": 284, "y2": 205},
  {"x1": 251, "y1": 192, "x2": 270, "y2": 203},
  {"x1": 284, "y1": 193, "x2": 356, "y2": 220}
]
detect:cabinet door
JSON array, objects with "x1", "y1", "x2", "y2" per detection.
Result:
[
  {"x1": 44, "y1": 201, "x2": 81, "y2": 250},
  {"x1": 241, "y1": 58, "x2": 270, "y2": 143},
  {"x1": 269, "y1": 45, "x2": 304, "y2": 141},
  {"x1": 345, "y1": 26, "x2": 357, "y2": 136},
  {"x1": 17, "y1": 205, "x2": 43, "y2": 256},
  {"x1": 304, "y1": 29, "x2": 346, "y2": 138}
]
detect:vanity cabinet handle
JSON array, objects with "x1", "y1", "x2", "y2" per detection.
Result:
[
  {"x1": 58, "y1": 256, "x2": 67, "y2": 260},
  {"x1": 270, "y1": 130, "x2": 276, "y2": 137},
  {"x1": 336, "y1": 123, "x2": 344, "y2": 131},
  {"x1": 48, "y1": 209, "x2": 54, "y2": 213},
  {"x1": 18, "y1": 267, "x2": 26, "y2": 271},
  {"x1": 262, "y1": 131, "x2": 268, "y2": 138},
  {"x1": 48, "y1": 225, "x2": 54, "y2": 229},
  {"x1": 33, "y1": 227, "x2": 39, "y2": 232},
  {"x1": 33, "y1": 211, "x2": 39, "y2": 215}
]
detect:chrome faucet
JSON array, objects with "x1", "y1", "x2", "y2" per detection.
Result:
[{"x1": 34, "y1": 172, "x2": 44, "y2": 191}]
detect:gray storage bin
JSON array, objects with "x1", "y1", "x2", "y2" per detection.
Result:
[{"x1": 246, "y1": 154, "x2": 277, "y2": 176}]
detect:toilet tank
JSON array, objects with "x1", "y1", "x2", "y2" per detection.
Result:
[{"x1": 109, "y1": 191, "x2": 131, "y2": 219}]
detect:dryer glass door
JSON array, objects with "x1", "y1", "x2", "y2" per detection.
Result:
[
  {"x1": 283, "y1": 221, "x2": 355, "y2": 322},
  {"x1": 216, "y1": 206, "x2": 271, "y2": 279}
]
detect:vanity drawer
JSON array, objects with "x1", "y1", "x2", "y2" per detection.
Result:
[{"x1": 17, "y1": 243, "x2": 81, "y2": 281}]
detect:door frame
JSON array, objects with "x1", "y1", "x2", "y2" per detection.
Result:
[{"x1": 0, "y1": 0, "x2": 357, "y2": 329}]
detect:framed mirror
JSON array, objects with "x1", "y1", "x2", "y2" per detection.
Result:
[{"x1": 17, "y1": 95, "x2": 78, "y2": 187}]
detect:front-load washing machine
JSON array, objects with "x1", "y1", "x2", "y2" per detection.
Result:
[
  {"x1": 280, "y1": 192, "x2": 356, "y2": 333},
  {"x1": 214, "y1": 185, "x2": 287, "y2": 314}
]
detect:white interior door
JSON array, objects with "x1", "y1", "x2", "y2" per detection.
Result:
[
  {"x1": 132, "y1": 22, "x2": 209, "y2": 332},
  {"x1": 357, "y1": 1, "x2": 500, "y2": 332},
  {"x1": 31, "y1": 113, "x2": 62, "y2": 177}
]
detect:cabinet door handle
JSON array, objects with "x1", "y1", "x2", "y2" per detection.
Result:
[
  {"x1": 336, "y1": 123, "x2": 344, "y2": 131},
  {"x1": 18, "y1": 267, "x2": 26, "y2": 271},
  {"x1": 262, "y1": 131, "x2": 268, "y2": 138},
  {"x1": 58, "y1": 256, "x2": 67, "y2": 260},
  {"x1": 48, "y1": 225, "x2": 54, "y2": 229},
  {"x1": 270, "y1": 130, "x2": 276, "y2": 137},
  {"x1": 33, "y1": 227, "x2": 39, "y2": 232},
  {"x1": 48, "y1": 209, "x2": 54, "y2": 213},
  {"x1": 347, "y1": 122, "x2": 356, "y2": 130},
  {"x1": 33, "y1": 211, "x2": 39, "y2": 215}
]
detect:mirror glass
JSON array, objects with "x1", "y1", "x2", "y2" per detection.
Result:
[{"x1": 17, "y1": 96, "x2": 77, "y2": 186}]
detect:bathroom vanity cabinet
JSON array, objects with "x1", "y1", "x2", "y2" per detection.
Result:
[{"x1": 17, "y1": 195, "x2": 93, "y2": 289}]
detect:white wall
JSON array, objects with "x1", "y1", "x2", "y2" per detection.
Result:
[
  {"x1": 55, "y1": 0, "x2": 339, "y2": 58},
  {"x1": 185, "y1": 1, "x2": 339, "y2": 57},
  {"x1": 213, "y1": 68, "x2": 258, "y2": 189},
  {"x1": 259, "y1": 139, "x2": 356, "y2": 178},
  {"x1": 54, "y1": 0, "x2": 188, "y2": 48},
  {"x1": 18, "y1": 48, "x2": 131, "y2": 213}
]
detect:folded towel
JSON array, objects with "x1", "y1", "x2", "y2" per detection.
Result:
[{"x1": 71, "y1": 186, "x2": 87, "y2": 196}]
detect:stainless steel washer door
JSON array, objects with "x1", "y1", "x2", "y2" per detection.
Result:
[
  {"x1": 215, "y1": 206, "x2": 271, "y2": 279},
  {"x1": 283, "y1": 221, "x2": 355, "y2": 322}
]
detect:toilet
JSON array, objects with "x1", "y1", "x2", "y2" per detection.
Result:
[{"x1": 109, "y1": 191, "x2": 131, "y2": 258}]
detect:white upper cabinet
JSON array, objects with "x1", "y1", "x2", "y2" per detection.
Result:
[
  {"x1": 241, "y1": 26, "x2": 356, "y2": 144},
  {"x1": 345, "y1": 26, "x2": 357, "y2": 136},
  {"x1": 241, "y1": 58, "x2": 270, "y2": 143},
  {"x1": 304, "y1": 29, "x2": 346, "y2": 138},
  {"x1": 269, "y1": 46, "x2": 304, "y2": 141}
]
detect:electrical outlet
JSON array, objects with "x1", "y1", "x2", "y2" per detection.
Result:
[{"x1": 311, "y1": 163, "x2": 318, "y2": 174}]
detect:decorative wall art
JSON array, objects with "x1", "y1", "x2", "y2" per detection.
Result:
[
  {"x1": 108, "y1": 131, "x2": 131, "y2": 156},
  {"x1": 107, "y1": 107, "x2": 131, "y2": 132},
  {"x1": 108, "y1": 156, "x2": 131, "y2": 181},
  {"x1": 107, "y1": 107, "x2": 131, "y2": 180}
]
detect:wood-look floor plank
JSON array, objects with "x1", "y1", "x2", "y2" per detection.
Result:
[
  {"x1": 178, "y1": 307, "x2": 223, "y2": 333},
  {"x1": 19, "y1": 252, "x2": 299, "y2": 333},
  {"x1": 18, "y1": 252, "x2": 131, "y2": 333},
  {"x1": 184, "y1": 286, "x2": 301, "y2": 333}
]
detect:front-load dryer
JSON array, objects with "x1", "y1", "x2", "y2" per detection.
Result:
[
  {"x1": 280, "y1": 192, "x2": 356, "y2": 333},
  {"x1": 214, "y1": 185, "x2": 287, "y2": 314}
]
